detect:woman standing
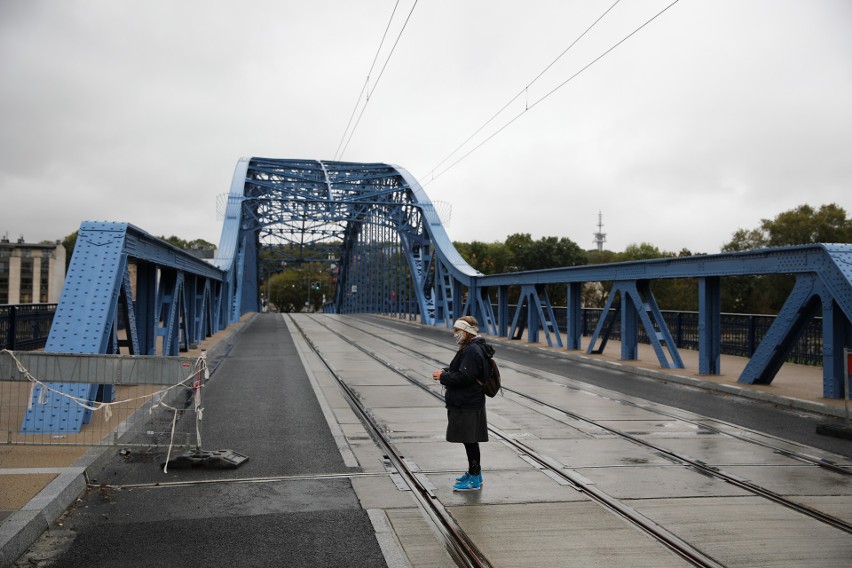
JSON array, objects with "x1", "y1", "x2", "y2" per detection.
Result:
[{"x1": 431, "y1": 316, "x2": 493, "y2": 491}]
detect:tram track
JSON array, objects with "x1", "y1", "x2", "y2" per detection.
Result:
[
  {"x1": 288, "y1": 315, "x2": 492, "y2": 568},
  {"x1": 305, "y1": 315, "x2": 852, "y2": 536},
  {"x1": 356, "y1": 315, "x2": 852, "y2": 478},
  {"x1": 292, "y1": 314, "x2": 739, "y2": 568}
]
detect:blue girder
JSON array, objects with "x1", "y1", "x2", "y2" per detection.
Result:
[
  {"x1": 22, "y1": 222, "x2": 225, "y2": 433},
  {"x1": 477, "y1": 244, "x2": 852, "y2": 397}
]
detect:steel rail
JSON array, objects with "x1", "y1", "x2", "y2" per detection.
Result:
[
  {"x1": 321, "y1": 315, "x2": 852, "y2": 535},
  {"x1": 305, "y1": 315, "x2": 727, "y2": 568},
  {"x1": 287, "y1": 315, "x2": 492, "y2": 568},
  {"x1": 356, "y1": 315, "x2": 852, "y2": 478}
]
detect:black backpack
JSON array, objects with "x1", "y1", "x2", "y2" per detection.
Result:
[
  {"x1": 482, "y1": 357, "x2": 502, "y2": 397},
  {"x1": 476, "y1": 341, "x2": 501, "y2": 397}
]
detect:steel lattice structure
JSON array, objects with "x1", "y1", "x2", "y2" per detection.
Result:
[
  {"x1": 22, "y1": 157, "x2": 852, "y2": 434},
  {"x1": 215, "y1": 157, "x2": 483, "y2": 327}
]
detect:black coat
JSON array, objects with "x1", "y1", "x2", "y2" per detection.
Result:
[{"x1": 439, "y1": 337, "x2": 491, "y2": 411}]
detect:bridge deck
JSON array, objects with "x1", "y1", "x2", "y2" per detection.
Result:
[{"x1": 3, "y1": 313, "x2": 851, "y2": 567}]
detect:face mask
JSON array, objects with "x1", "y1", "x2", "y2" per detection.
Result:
[{"x1": 454, "y1": 331, "x2": 465, "y2": 345}]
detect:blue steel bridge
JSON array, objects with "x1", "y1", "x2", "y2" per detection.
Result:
[{"x1": 26, "y1": 157, "x2": 852, "y2": 433}]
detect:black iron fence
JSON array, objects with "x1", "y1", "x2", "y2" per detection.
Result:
[
  {"x1": 0, "y1": 304, "x2": 57, "y2": 351},
  {"x1": 497, "y1": 305, "x2": 822, "y2": 366},
  {"x1": 562, "y1": 307, "x2": 820, "y2": 366}
]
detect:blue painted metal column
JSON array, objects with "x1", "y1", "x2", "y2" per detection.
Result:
[
  {"x1": 621, "y1": 287, "x2": 639, "y2": 361},
  {"x1": 566, "y1": 282, "x2": 582, "y2": 350},
  {"x1": 821, "y1": 297, "x2": 850, "y2": 398},
  {"x1": 497, "y1": 286, "x2": 509, "y2": 338},
  {"x1": 698, "y1": 277, "x2": 722, "y2": 375}
]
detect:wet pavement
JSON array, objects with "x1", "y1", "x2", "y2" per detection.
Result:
[{"x1": 2, "y1": 312, "x2": 851, "y2": 567}]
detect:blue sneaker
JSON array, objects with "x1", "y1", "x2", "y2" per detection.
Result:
[
  {"x1": 455, "y1": 471, "x2": 484, "y2": 484},
  {"x1": 453, "y1": 472, "x2": 482, "y2": 491}
]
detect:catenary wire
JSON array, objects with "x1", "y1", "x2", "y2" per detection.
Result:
[
  {"x1": 336, "y1": 0, "x2": 419, "y2": 161},
  {"x1": 333, "y1": 1, "x2": 401, "y2": 161},
  {"x1": 425, "y1": 0, "x2": 681, "y2": 185},
  {"x1": 426, "y1": 0, "x2": 622, "y2": 179}
]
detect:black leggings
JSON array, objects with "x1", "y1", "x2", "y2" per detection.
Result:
[{"x1": 463, "y1": 442, "x2": 481, "y2": 475}]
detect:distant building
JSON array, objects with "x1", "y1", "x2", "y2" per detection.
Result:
[{"x1": 0, "y1": 236, "x2": 66, "y2": 304}]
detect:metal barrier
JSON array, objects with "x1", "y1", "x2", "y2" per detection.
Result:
[
  {"x1": 0, "y1": 349, "x2": 203, "y2": 448},
  {"x1": 0, "y1": 304, "x2": 57, "y2": 351}
]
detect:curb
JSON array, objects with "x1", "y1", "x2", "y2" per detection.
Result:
[{"x1": 0, "y1": 469, "x2": 86, "y2": 567}]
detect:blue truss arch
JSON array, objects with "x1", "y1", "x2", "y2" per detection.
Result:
[{"x1": 214, "y1": 157, "x2": 483, "y2": 328}]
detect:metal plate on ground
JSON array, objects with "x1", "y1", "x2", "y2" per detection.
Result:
[{"x1": 163, "y1": 449, "x2": 249, "y2": 469}]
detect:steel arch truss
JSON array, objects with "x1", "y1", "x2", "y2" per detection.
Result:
[
  {"x1": 215, "y1": 157, "x2": 482, "y2": 327},
  {"x1": 22, "y1": 222, "x2": 225, "y2": 433}
]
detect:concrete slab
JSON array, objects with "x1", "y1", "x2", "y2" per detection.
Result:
[
  {"x1": 349, "y1": 385, "x2": 442, "y2": 408},
  {"x1": 632, "y1": 496, "x2": 852, "y2": 568},
  {"x1": 352, "y1": 477, "x2": 420, "y2": 510},
  {"x1": 595, "y1": 419, "x2": 708, "y2": 437},
  {"x1": 578, "y1": 465, "x2": 752, "y2": 499},
  {"x1": 367, "y1": 406, "x2": 448, "y2": 428},
  {"x1": 384, "y1": 508, "x2": 457, "y2": 568},
  {"x1": 392, "y1": 440, "x2": 532, "y2": 473},
  {"x1": 723, "y1": 464, "x2": 852, "y2": 496},
  {"x1": 648, "y1": 435, "x2": 821, "y2": 466},
  {"x1": 341, "y1": 369, "x2": 409, "y2": 386},
  {"x1": 521, "y1": 437, "x2": 677, "y2": 468},
  {"x1": 489, "y1": 405, "x2": 590, "y2": 439},
  {"x1": 448, "y1": 501, "x2": 691, "y2": 567},
  {"x1": 798, "y1": 495, "x2": 852, "y2": 524},
  {"x1": 431, "y1": 470, "x2": 587, "y2": 505}
]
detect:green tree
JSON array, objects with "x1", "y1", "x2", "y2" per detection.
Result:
[
  {"x1": 618, "y1": 242, "x2": 673, "y2": 262},
  {"x1": 454, "y1": 240, "x2": 513, "y2": 274},
  {"x1": 585, "y1": 249, "x2": 619, "y2": 265},
  {"x1": 61, "y1": 231, "x2": 78, "y2": 270},
  {"x1": 723, "y1": 203, "x2": 852, "y2": 251},
  {"x1": 721, "y1": 203, "x2": 852, "y2": 313},
  {"x1": 613, "y1": 243, "x2": 696, "y2": 310},
  {"x1": 502, "y1": 233, "x2": 586, "y2": 305},
  {"x1": 158, "y1": 235, "x2": 217, "y2": 251},
  {"x1": 504, "y1": 233, "x2": 586, "y2": 271}
]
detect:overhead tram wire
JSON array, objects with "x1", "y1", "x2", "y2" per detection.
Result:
[
  {"x1": 426, "y1": 0, "x2": 622, "y2": 180},
  {"x1": 424, "y1": 0, "x2": 681, "y2": 185},
  {"x1": 335, "y1": 0, "x2": 419, "y2": 161},
  {"x1": 332, "y1": 0, "x2": 401, "y2": 162}
]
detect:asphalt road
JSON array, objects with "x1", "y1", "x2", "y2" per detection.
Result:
[{"x1": 15, "y1": 314, "x2": 387, "y2": 568}]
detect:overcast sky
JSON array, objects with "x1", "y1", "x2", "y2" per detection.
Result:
[{"x1": 1, "y1": 0, "x2": 850, "y2": 255}]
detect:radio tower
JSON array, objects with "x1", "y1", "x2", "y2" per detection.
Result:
[{"x1": 593, "y1": 211, "x2": 606, "y2": 251}]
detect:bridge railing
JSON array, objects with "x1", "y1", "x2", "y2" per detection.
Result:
[
  {"x1": 0, "y1": 304, "x2": 57, "y2": 351},
  {"x1": 576, "y1": 308, "x2": 822, "y2": 366}
]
